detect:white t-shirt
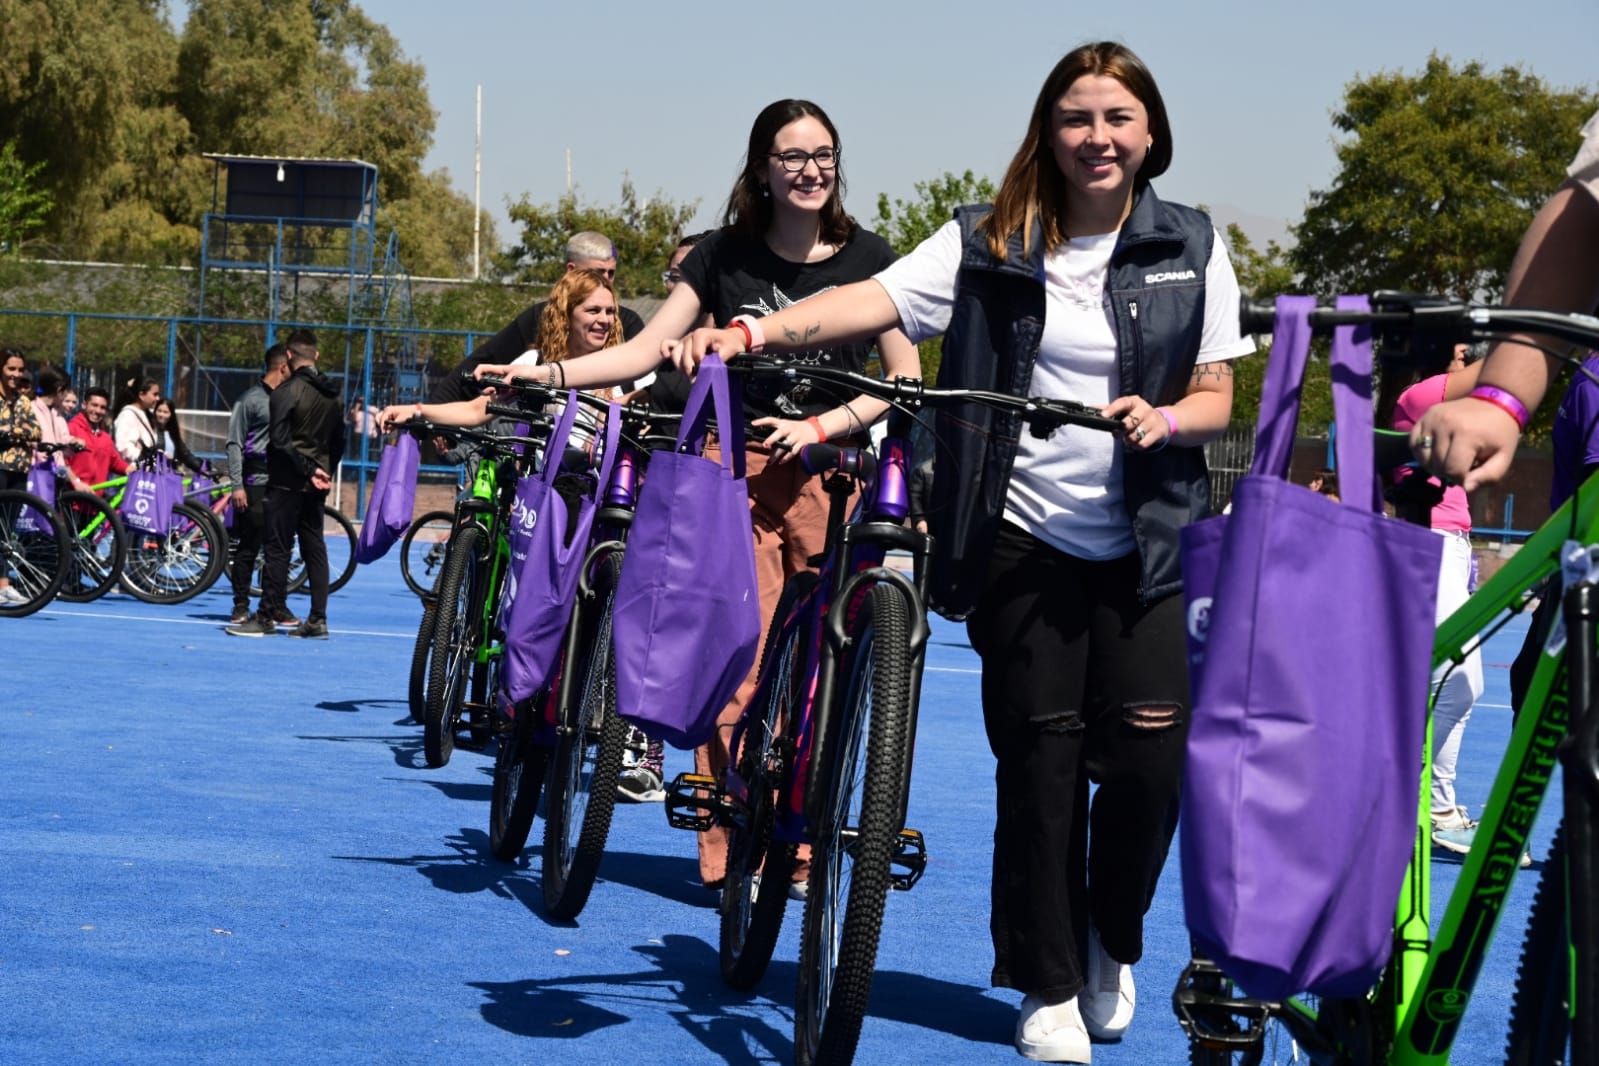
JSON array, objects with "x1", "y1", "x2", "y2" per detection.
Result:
[
  {"x1": 875, "y1": 218, "x2": 1255, "y2": 560},
  {"x1": 1569, "y1": 110, "x2": 1599, "y2": 202}
]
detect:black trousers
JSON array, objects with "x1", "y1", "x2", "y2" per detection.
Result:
[
  {"x1": 967, "y1": 522, "x2": 1190, "y2": 1004},
  {"x1": 228, "y1": 484, "x2": 267, "y2": 608},
  {"x1": 261, "y1": 486, "x2": 330, "y2": 621}
]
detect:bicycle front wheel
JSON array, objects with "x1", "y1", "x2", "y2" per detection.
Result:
[
  {"x1": 541, "y1": 552, "x2": 628, "y2": 921},
  {"x1": 409, "y1": 598, "x2": 436, "y2": 726},
  {"x1": 120, "y1": 502, "x2": 226, "y2": 605},
  {"x1": 56, "y1": 490, "x2": 127, "y2": 603},
  {"x1": 720, "y1": 571, "x2": 816, "y2": 989},
  {"x1": 424, "y1": 524, "x2": 485, "y2": 768},
  {"x1": 321, "y1": 504, "x2": 357, "y2": 594},
  {"x1": 490, "y1": 700, "x2": 550, "y2": 861},
  {"x1": 1506, "y1": 823, "x2": 1570, "y2": 1064},
  {"x1": 795, "y1": 582, "x2": 916, "y2": 1066},
  {"x1": 0, "y1": 490, "x2": 71, "y2": 617},
  {"x1": 400, "y1": 510, "x2": 453, "y2": 597}
]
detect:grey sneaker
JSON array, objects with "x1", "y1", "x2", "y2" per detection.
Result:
[
  {"x1": 225, "y1": 613, "x2": 276, "y2": 638},
  {"x1": 1431, "y1": 806, "x2": 1478, "y2": 855},
  {"x1": 616, "y1": 765, "x2": 665, "y2": 802},
  {"x1": 285, "y1": 618, "x2": 329, "y2": 640}
]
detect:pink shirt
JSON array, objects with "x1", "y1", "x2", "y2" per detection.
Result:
[{"x1": 1391, "y1": 374, "x2": 1471, "y2": 533}]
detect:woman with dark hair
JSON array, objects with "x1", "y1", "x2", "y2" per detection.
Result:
[
  {"x1": 0, "y1": 348, "x2": 43, "y2": 604},
  {"x1": 113, "y1": 376, "x2": 161, "y2": 463},
  {"x1": 677, "y1": 43, "x2": 1255, "y2": 1062},
  {"x1": 469, "y1": 98, "x2": 921, "y2": 892},
  {"x1": 152, "y1": 398, "x2": 205, "y2": 474}
]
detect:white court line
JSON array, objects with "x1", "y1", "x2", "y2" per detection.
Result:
[{"x1": 38, "y1": 606, "x2": 412, "y2": 640}]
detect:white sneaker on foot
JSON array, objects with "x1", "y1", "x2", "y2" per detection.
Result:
[
  {"x1": 1015, "y1": 993, "x2": 1090, "y2": 1063},
  {"x1": 1080, "y1": 927, "x2": 1135, "y2": 1040}
]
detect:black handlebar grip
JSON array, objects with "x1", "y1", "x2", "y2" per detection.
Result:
[{"x1": 1240, "y1": 296, "x2": 1278, "y2": 335}]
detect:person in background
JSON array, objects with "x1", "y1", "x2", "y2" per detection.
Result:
[
  {"x1": 1390, "y1": 342, "x2": 1486, "y2": 855},
  {"x1": 151, "y1": 398, "x2": 206, "y2": 474},
  {"x1": 31, "y1": 364, "x2": 90, "y2": 493},
  {"x1": 59, "y1": 386, "x2": 80, "y2": 420},
  {"x1": 465, "y1": 99, "x2": 921, "y2": 904},
  {"x1": 675, "y1": 44, "x2": 1255, "y2": 1062},
  {"x1": 113, "y1": 376, "x2": 161, "y2": 464},
  {"x1": 0, "y1": 348, "x2": 43, "y2": 605},
  {"x1": 67, "y1": 387, "x2": 129, "y2": 488},
  {"x1": 224, "y1": 344, "x2": 292, "y2": 626},
  {"x1": 227, "y1": 330, "x2": 344, "y2": 639}
]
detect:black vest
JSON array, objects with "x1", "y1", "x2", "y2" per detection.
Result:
[{"x1": 928, "y1": 185, "x2": 1219, "y2": 619}]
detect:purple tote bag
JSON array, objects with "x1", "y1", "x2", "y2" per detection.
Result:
[
  {"x1": 355, "y1": 433, "x2": 419, "y2": 564},
  {"x1": 612, "y1": 355, "x2": 761, "y2": 749},
  {"x1": 16, "y1": 458, "x2": 56, "y2": 533},
  {"x1": 120, "y1": 455, "x2": 183, "y2": 536},
  {"x1": 501, "y1": 391, "x2": 620, "y2": 705},
  {"x1": 1179, "y1": 295, "x2": 1443, "y2": 1001}
]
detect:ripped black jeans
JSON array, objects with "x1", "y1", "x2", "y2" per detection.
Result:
[{"x1": 968, "y1": 522, "x2": 1189, "y2": 1005}]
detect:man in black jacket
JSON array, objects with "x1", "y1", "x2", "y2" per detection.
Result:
[{"x1": 227, "y1": 329, "x2": 345, "y2": 638}]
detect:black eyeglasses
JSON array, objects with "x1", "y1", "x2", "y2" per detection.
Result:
[{"x1": 769, "y1": 148, "x2": 839, "y2": 172}]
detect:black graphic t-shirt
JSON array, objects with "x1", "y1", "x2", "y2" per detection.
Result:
[{"x1": 678, "y1": 227, "x2": 897, "y2": 422}]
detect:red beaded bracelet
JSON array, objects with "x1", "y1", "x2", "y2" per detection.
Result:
[{"x1": 1467, "y1": 385, "x2": 1530, "y2": 430}]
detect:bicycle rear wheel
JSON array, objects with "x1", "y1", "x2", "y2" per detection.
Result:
[
  {"x1": 409, "y1": 598, "x2": 436, "y2": 726},
  {"x1": 720, "y1": 571, "x2": 816, "y2": 989},
  {"x1": 490, "y1": 699, "x2": 550, "y2": 861},
  {"x1": 400, "y1": 510, "x2": 453, "y2": 597},
  {"x1": 424, "y1": 524, "x2": 484, "y2": 768},
  {"x1": 1506, "y1": 823, "x2": 1570, "y2": 1064},
  {"x1": 119, "y1": 501, "x2": 226, "y2": 605},
  {"x1": 321, "y1": 504, "x2": 357, "y2": 594},
  {"x1": 0, "y1": 490, "x2": 71, "y2": 617},
  {"x1": 795, "y1": 582, "x2": 916, "y2": 1066},
  {"x1": 56, "y1": 490, "x2": 127, "y2": 603},
  {"x1": 541, "y1": 552, "x2": 628, "y2": 921}
]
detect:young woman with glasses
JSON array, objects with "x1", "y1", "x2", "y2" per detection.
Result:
[{"x1": 474, "y1": 98, "x2": 921, "y2": 898}]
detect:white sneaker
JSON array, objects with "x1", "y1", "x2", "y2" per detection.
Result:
[
  {"x1": 0, "y1": 584, "x2": 28, "y2": 605},
  {"x1": 1079, "y1": 927, "x2": 1135, "y2": 1040},
  {"x1": 1015, "y1": 993, "x2": 1091, "y2": 1063}
]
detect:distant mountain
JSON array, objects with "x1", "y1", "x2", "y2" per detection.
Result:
[{"x1": 1205, "y1": 204, "x2": 1295, "y2": 252}]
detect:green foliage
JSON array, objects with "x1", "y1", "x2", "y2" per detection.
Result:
[
  {"x1": 498, "y1": 180, "x2": 700, "y2": 298},
  {"x1": 1221, "y1": 223, "x2": 1294, "y2": 302},
  {"x1": 873, "y1": 170, "x2": 997, "y2": 383},
  {"x1": 0, "y1": 139, "x2": 52, "y2": 252},
  {"x1": 1291, "y1": 54, "x2": 1598, "y2": 300}
]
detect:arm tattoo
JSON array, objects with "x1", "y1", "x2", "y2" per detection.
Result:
[
  {"x1": 781, "y1": 321, "x2": 824, "y2": 347},
  {"x1": 1191, "y1": 361, "x2": 1234, "y2": 385}
]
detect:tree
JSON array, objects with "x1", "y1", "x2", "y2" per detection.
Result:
[
  {"x1": 0, "y1": 140, "x2": 52, "y2": 252},
  {"x1": 498, "y1": 180, "x2": 700, "y2": 297},
  {"x1": 1291, "y1": 55, "x2": 1597, "y2": 301},
  {"x1": 873, "y1": 170, "x2": 997, "y2": 382}
]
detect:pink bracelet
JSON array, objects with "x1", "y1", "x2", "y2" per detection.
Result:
[
  {"x1": 730, "y1": 314, "x2": 766, "y2": 353},
  {"x1": 1467, "y1": 385, "x2": 1530, "y2": 430},
  {"x1": 1153, "y1": 406, "x2": 1177, "y2": 450}
]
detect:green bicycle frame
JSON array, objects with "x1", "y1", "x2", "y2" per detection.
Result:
[
  {"x1": 1373, "y1": 474, "x2": 1594, "y2": 1062},
  {"x1": 458, "y1": 451, "x2": 517, "y2": 670}
]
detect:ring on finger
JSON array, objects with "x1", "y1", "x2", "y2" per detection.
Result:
[
  {"x1": 1420, "y1": 435, "x2": 1434, "y2": 449},
  {"x1": 1135, "y1": 426, "x2": 1148, "y2": 441}
]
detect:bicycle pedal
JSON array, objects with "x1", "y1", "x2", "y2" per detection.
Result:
[
  {"x1": 890, "y1": 827, "x2": 927, "y2": 891},
  {"x1": 664, "y1": 772, "x2": 730, "y2": 832}
]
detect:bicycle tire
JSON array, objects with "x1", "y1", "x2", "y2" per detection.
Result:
[
  {"x1": 55, "y1": 490, "x2": 127, "y2": 603},
  {"x1": 322, "y1": 504, "x2": 357, "y2": 594},
  {"x1": 400, "y1": 510, "x2": 453, "y2": 597},
  {"x1": 795, "y1": 581, "x2": 916, "y2": 1066},
  {"x1": 720, "y1": 571, "x2": 817, "y2": 989},
  {"x1": 192, "y1": 506, "x2": 231, "y2": 595},
  {"x1": 1506, "y1": 822, "x2": 1570, "y2": 1065},
  {"x1": 541, "y1": 552, "x2": 628, "y2": 921},
  {"x1": 490, "y1": 700, "x2": 550, "y2": 861},
  {"x1": 0, "y1": 489, "x2": 71, "y2": 617},
  {"x1": 409, "y1": 599, "x2": 436, "y2": 726},
  {"x1": 119, "y1": 501, "x2": 226, "y2": 605},
  {"x1": 424, "y1": 523, "x2": 485, "y2": 768}
]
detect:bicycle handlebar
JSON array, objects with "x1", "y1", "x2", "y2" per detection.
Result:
[
  {"x1": 725, "y1": 356, "x2": 1125, "y2": 437},
  {"x1": 1240, "y1": 292, "x2": 1599, "y2": 368}
]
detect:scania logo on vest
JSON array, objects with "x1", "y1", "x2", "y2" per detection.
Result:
[{"x1": 1145, "y1": 269, "x2": 1198, "y2": 285}]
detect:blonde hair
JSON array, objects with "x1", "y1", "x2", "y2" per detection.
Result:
[{"x1": 536, "y1": 269, "x2": 623, "y2": 361}]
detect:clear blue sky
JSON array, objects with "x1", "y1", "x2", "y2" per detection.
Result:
[{"x1": 357, "y1": 0, "x2": 1596, "y2": 257}]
